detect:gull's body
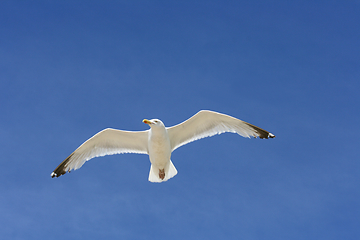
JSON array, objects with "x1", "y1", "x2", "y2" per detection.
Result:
[
  {"x1": 51, "y1": 110, "x2": 275, "y2": 182},
  {"x1": 145, "y1": 119, "x2": 176, "y2": 182}
]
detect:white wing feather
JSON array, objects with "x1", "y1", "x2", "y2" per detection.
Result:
[
  {"x1": 167, "y1": 110, "x2": 274, "y2": 151},
  {"x1": 51, "y1": 128, "x2": 149, "y2": 177}
]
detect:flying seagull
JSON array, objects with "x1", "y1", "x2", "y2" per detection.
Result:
[{"x1": 51, "y1": 110, "x2": 275, "y2": 182}]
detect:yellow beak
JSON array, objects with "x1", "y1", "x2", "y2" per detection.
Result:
[{"x1": 143, "y1": 119, "x2": 152, "y2": 125}]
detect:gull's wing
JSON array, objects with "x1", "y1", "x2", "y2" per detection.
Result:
[
  {"x1": 51, "y1": 128, "x2": 149, "y2": 178},
  {"x1": 167, "y1": 110, "x2": 275, "y2": 151}
]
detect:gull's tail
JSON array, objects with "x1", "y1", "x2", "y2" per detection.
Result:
[{"x1": 148, "y1": 160, "x2": 178, "y2": 183}]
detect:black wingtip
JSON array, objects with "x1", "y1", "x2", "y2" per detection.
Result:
[
  {"x1": 244, "y1": 122, "x2": 275, "y2": 139},
  {"x1": 258, "y1": 132, "x2": 276, "y2": 139},
  {"x1": 268, "y1": 133, "x2": 275, "y2": 138},
  {"x1": 51, "y1": 153, "x2": 74, "y2": 178},
  {"x1": 50, "y1": 169, "x2": 67, "y2": 178}
]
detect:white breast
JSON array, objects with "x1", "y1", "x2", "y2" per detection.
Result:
[{"x1": 147, "y1": 128, "x2": 172, "y2": 169}]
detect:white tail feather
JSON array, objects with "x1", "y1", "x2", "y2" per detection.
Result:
[{"x1": 148, "y1": 160, "x2": 178, "y2": 183}]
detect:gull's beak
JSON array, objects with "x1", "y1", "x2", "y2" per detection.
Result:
[{"x1": 143, "y1": 119, "x2": 152, "y2": 125}]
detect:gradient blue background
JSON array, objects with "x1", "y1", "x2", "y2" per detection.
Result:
[{"x1": 1, "y1": 1, "x2": 359, "y2": 239}]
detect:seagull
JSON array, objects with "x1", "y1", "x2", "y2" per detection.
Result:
[{"x1": 51, "y1": 110, "x2": 275, "y2": 182}]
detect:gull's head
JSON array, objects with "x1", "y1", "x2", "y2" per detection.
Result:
[{"x1": 143, "y1": 119, "x2": 164, "y2": 128}]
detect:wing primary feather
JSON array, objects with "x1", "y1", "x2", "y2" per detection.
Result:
[
  {"x1": 242, "y1": 122, "x2": 275, "y2": 139},
  {"x1": 51, "y1": 152, "x2": 74, "y2": 178}
]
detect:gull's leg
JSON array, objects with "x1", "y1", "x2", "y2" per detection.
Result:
[{"x1": 159, "y1": 169, "x2": 165, "y2": 180}]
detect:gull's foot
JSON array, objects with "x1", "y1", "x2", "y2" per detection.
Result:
[{"x1": 159, "y1": 169, "x2": 165, "y2": 180}]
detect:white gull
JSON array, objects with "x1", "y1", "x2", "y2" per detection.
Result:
[{"x1": 51, "y1": 110, "x2": 275, "y2": 182}]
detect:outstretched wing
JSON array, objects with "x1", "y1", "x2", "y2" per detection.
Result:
[
  {"x1": 51, "y1": 128, "x2": 149, "y2": 178},
  {"x1": 167, "y1": 110, "x2": 275, "y2": 151}
]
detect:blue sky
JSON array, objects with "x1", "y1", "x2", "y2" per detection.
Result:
[{"x1": 1, "y1": 1, "x2": 359, "y2": 239}]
